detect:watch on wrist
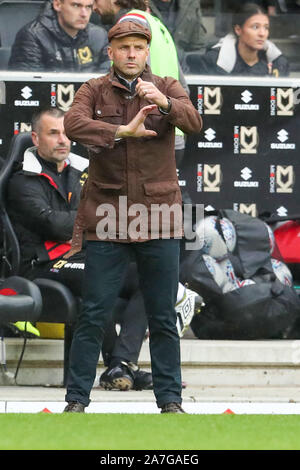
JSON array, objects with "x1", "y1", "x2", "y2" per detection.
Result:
[{"x1": 159, "y1": 97, "x2": 172, "y2": 115}]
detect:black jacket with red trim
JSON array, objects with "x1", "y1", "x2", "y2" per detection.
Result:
[{"x1": 7, "y1": 147, "x2": 88, "y2": 276}]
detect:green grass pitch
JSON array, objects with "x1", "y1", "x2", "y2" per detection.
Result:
[{"x1": 1, "y1": 413, "x2": 300, "y2": 450}]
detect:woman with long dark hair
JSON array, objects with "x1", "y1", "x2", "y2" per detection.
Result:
[{"x1": 198, "y1": 2, "x2": 289, "y2": 76}]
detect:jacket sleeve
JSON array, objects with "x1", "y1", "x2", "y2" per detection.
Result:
[
  {"x1": 8, "y1": 174, "x2": 76, "y2": 241},
  {"x1": 8, "y1": 26, "x2": 45, "y2": 71},
  {"x1": 274, "y1": 55, "x2": 290, "y2": 77},
  {"x1": 163, "y1": 78, "x2": 203, "y2": 135},
  {"x1": 64, "y1": 79, "x2": 120, "y2": 150}
]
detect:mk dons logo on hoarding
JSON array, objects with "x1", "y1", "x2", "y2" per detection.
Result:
[
  {"x1": 197, "y1": 164, "x2": 222, "y2": 192},
  {"x1": 270, "y1": 165, "x2": 294, "y2": 193},
  {"x1": 51, "y1": 84, "x2": 75, "y2": 112},
  {"x1": 233, "y1": 203, "x2": 257, "y2": 217},
  {"x1": 234, "y1": 126, "x2": 258, "y2": 154},
  {"x1": 197, "y1": 86, "x2": 222, "y2": 115},
  {"x1": 14, "y1": 122, "x2": 31, "y2": 134},
  {"x1": 270, "y1": 87, "x2": 294, "y2": 116}
]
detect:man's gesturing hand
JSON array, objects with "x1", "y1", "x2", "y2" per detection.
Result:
[
  {"x1": 115, "y1": 104, "x2": 158, "y2": 139},
  {"x1": 136, "y1": 78, "x2": 169, "y2": 110}
]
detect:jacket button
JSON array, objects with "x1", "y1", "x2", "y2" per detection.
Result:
[{"x1": 97, "y1": 110, "x2": 101, "y2": 115}]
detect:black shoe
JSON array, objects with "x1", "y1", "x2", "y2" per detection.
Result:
[
  {"x1": 161, "y1": 402, "x2": 186, "y2": 414},
  {"x1": 133, "y1": 369, "x2": 153, "y2": 390},
  {"x1": 99, "y1": 361, "x2": 134, "y2": 391},
  {"x1": 63, "y1": 401, "x2": 85, "y2": 413}
]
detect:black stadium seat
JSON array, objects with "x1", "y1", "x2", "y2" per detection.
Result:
[
  {"x1": 0, "y1": 47, "x2": 11, "y2": 70},
  {"x1": 0, "y1": 1, "x2": 44, "y2": 47},
  {"x1": 0, "y1": 275, "x2": 42, "y2": 324},
  {"x1": 0, "y1": 275, "x2": 43, "y2": 384}
]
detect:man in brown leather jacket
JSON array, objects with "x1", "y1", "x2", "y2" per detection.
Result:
[{"x1": 63, "y1": 19, "x2": 202, "y2": 413}]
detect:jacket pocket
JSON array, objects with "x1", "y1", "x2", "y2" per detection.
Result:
[
  {"x1": 82, "y1": 181, "x2": 124, "y2": 229},
  {"x1": 95, "y1": 182, "x2": 123, "y2": 191},
  {"x1": 86, "y1": 180, "x2": 124, "y2": 205},
  {"x1": 143, "y1": 180, "x2": 179, "y2": 205},
  {"x1": 94, "y1": 105, "x2": 123, "y2": 125}
]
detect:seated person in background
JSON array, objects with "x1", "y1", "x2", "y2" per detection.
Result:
[
  {"x1": 7, "y1": 107, "x2": 152, "y2": 391},
  {"x1": 198, "y1": 2, "x2": 289, "y2": 76},
  {"x1": 215, "y1": 1, "x2": 276, "y2": 38},
  {"x1": 148, "y1": 0, "x2": 207, "y2": 68},
  {"x1": 8, "y1": 0, "x2": 110, "y2": 72}
]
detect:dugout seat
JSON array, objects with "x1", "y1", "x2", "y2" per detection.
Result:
[
  {"x1": 0, "y1": 275, "x2": 42, "y2": 323},
  {"x1": 0, "y1": 275, "x2": 42, "y2": 384},
  {"x1": 0, "y1": 1, "x2": 44, "y2": 47},
  {"x1": 0, "y1": 47, "x2": 10, "y2": 70},
  {"x1": 0, "y1": 132, "x2": 80, "y2": 385}
]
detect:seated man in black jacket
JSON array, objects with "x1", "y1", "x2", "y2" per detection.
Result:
[
  {"x1": 7, "y1": 107, "x2": 152, "y2": 391},
  {"x1": 8, "y1": 0, "x2": 110, "y2": 72}
]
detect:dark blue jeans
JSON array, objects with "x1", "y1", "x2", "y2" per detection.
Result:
[{"x1": 65, "y1": 238, "x2": 182, "y2": 408}]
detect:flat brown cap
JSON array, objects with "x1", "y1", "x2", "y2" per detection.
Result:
[{"x1": 108, "y1": 20, "x2": 152, "y2": 43}]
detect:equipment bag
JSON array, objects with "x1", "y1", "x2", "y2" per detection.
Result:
[
  {"x1": 273, "y1": 220, "x2": 300, "y2": 264},
  {"x1": 180, "y1": 209, "x2": 300, "y2": 340}
]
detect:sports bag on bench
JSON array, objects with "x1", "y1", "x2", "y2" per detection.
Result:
[{"x1": 180, "y1": 209, "x2": 300, "y2": 340}]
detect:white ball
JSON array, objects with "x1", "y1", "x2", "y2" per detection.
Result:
[
  {"x1": 195, "y1": 216, "x2": 228, "y2": 260},
  {"x1": 220, "y1": 217, "x2": 237, "y2": 252},
  {"x1": 218, "y1": 258, "x2": 239, "y2": 289},
  {"x1": 271, "y1": 258, "x2": 293, "y2": 286},
  {"x1": 237, "y1": 278, "x2": 256, "y2": 288},
  {"x1": 264, "y1": 223, "x2": 275, "y2": 254},
  {"x1": 222, "y1": 282, "x2": 237, "y2": 294},
  {"x1": 203, "y1": 254, "x2": 225, "y2": 287}
]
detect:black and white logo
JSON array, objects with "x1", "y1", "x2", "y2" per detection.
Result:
[
  {"x1": 270, "y1": 129, "x2": 296, "y2": 150},
  {"x1": 234, "y1": 90, "x2": 259, "y2": 110},
  {"x1": 198, "y1": 128, "x2": 223, "y2": 148},
  {"x1": 14, "y1": 86, "x2": 39, "y2": 107},
  {"x1": 276, "y1": 206, "x2": 289, "y2": 217},
  {"x1": 234, "y1": 167, "x2": 259, "y2": 188}
]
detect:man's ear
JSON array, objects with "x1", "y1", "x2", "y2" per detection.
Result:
[
  {"x1": 52, "y1": 0, "x2": 61, "y2": 12},
  {"x1": 31, "y1": 131, "x2": 38, "y2": 147},
  {"x1": 234, "y1": 25, "x2": 241, "y2": 37},
  {"x1": 107, "y1": 45, "x2": 113, "y2": 61}
]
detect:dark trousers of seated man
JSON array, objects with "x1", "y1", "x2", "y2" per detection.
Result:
[
  {"x1": 65, "y1": 238, "x2": 182, "y2": 408},
  {"x1": 28, "y1": 250, "x2": 148, "y2": 367}
]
